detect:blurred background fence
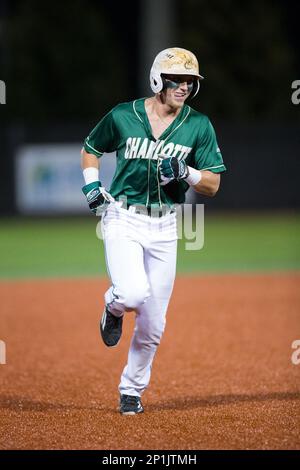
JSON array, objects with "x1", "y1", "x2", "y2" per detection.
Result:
[
  {"x1": 0, "y1": 121, "x2": 299, "y2": 215},
  {"x1": 0, "y1": 0, "x2": 299, "y2": 216}
]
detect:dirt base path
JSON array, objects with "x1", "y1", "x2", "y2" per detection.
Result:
[{"x1": 0, "y1": 273, "x2": 299, "y2": 449}]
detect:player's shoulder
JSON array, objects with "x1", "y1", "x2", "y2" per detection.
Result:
[
  {"x1": 110, "y1": 100, "x2": 139, "y2": 117},
  {"x1": 186, "y1": 105, "x2": 210, "y2": 125},
  {"x1": 108, "y1": 99, "x2": 147, "y2": 126},
  {"x1": 186, "y1": 105, "x2": 215, "y2": 137}
]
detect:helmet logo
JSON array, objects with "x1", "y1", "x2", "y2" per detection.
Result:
[{"x1": 184, "y1": 59, "x2": 194, "y2": 70}]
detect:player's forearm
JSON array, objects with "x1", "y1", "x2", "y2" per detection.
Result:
[
  {"x1": 81, "y1": 148, "x2": 99, "y2": 170},
  {"x1": 81, "y1": 148, "x2": 100, "y2": 185},
  {"x1": 191, "y1": 170, "x2": 220, "y2": 197}
]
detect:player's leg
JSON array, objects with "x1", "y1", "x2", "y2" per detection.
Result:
[
  {"x1": 103, "y1": 237, "x2": 150, "y2": 315},
  {"x1": 100, "y1": 208, "x2": 150, "y2": 347},
  {"x1": 119, "y1": 224, "x2": 177, "y2": 397}
]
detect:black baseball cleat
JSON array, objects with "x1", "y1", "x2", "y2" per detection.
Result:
[
  {"x1": 119, "y1": 394, "x2": 144, "y2": 415},
  {"x1": 100, "y1": 307, "x2": 123, "y2": 347}
]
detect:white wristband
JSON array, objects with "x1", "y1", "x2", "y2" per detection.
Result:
[
  {"x1": 185, "y1": 166, "x2": 202, "y2": 186},
  {"x1": 83, "y1": 167, "x2": 99, "y2": 185}
]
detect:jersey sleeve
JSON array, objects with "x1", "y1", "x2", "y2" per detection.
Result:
[
  {"x1": 193, "y1": 118, "x2": 226, "y2": 173},
  {"x1": 83, "y1": 109, "x2": 119, "y2": 158}
]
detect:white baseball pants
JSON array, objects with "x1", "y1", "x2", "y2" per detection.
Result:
[{"x1": 101, "y1": 203, "x2": 177, "y2": 397}]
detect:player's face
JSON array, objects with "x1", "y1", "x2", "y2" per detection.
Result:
[{"x1": 161, "y1": 74, "x2": 195, "y2": 109}]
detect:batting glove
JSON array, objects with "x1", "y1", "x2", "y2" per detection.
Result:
[
  {"x1": 82, "y1": 181, "x2": 114, "y2": 215},
  {"x1": 158, "y1": 156, "x2": 189, "y2": 186}
]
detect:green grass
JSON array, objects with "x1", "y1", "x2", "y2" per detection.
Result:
[
  {"x1": 177, "y1": 212, "x2": 300, "y2": 273},
  {"x1": 0, "y1": 212, "x2": 299, "y2": 279}
]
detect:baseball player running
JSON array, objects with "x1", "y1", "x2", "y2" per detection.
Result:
[{"x1": 81, "y1": 47, "x2": 226, "y2": 415}]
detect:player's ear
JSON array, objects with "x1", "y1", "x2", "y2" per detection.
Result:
[{"x1": 158, "y1": 89, "x2": 167, "y2": 103}]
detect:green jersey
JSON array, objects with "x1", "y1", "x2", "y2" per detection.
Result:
[{"x1": 83, "y1": 98, "x2": 226, "y2": 207}]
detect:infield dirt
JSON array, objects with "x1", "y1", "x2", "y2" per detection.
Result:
[{"x1": 0, "y1": 274, "x2": 299, "y2": 449}]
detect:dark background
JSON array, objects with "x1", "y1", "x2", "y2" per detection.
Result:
[{"x1": 0, "y1": 0, "x2": 299, "y2": 214}]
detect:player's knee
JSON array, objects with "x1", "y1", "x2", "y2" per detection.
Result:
[
  {"x1": 136, "y1": 319, "x2": 166, "y2": 346},
  {"x1": 123, "y1": 285, "x2": 150, "y2": 310}
]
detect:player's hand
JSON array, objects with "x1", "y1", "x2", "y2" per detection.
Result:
[
  {"x1": 158, "y1": 156, "x2": 189, "y2": 186},
  {"x1": 82, "y1": 181, "x2": 114, "y2": 215}
]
